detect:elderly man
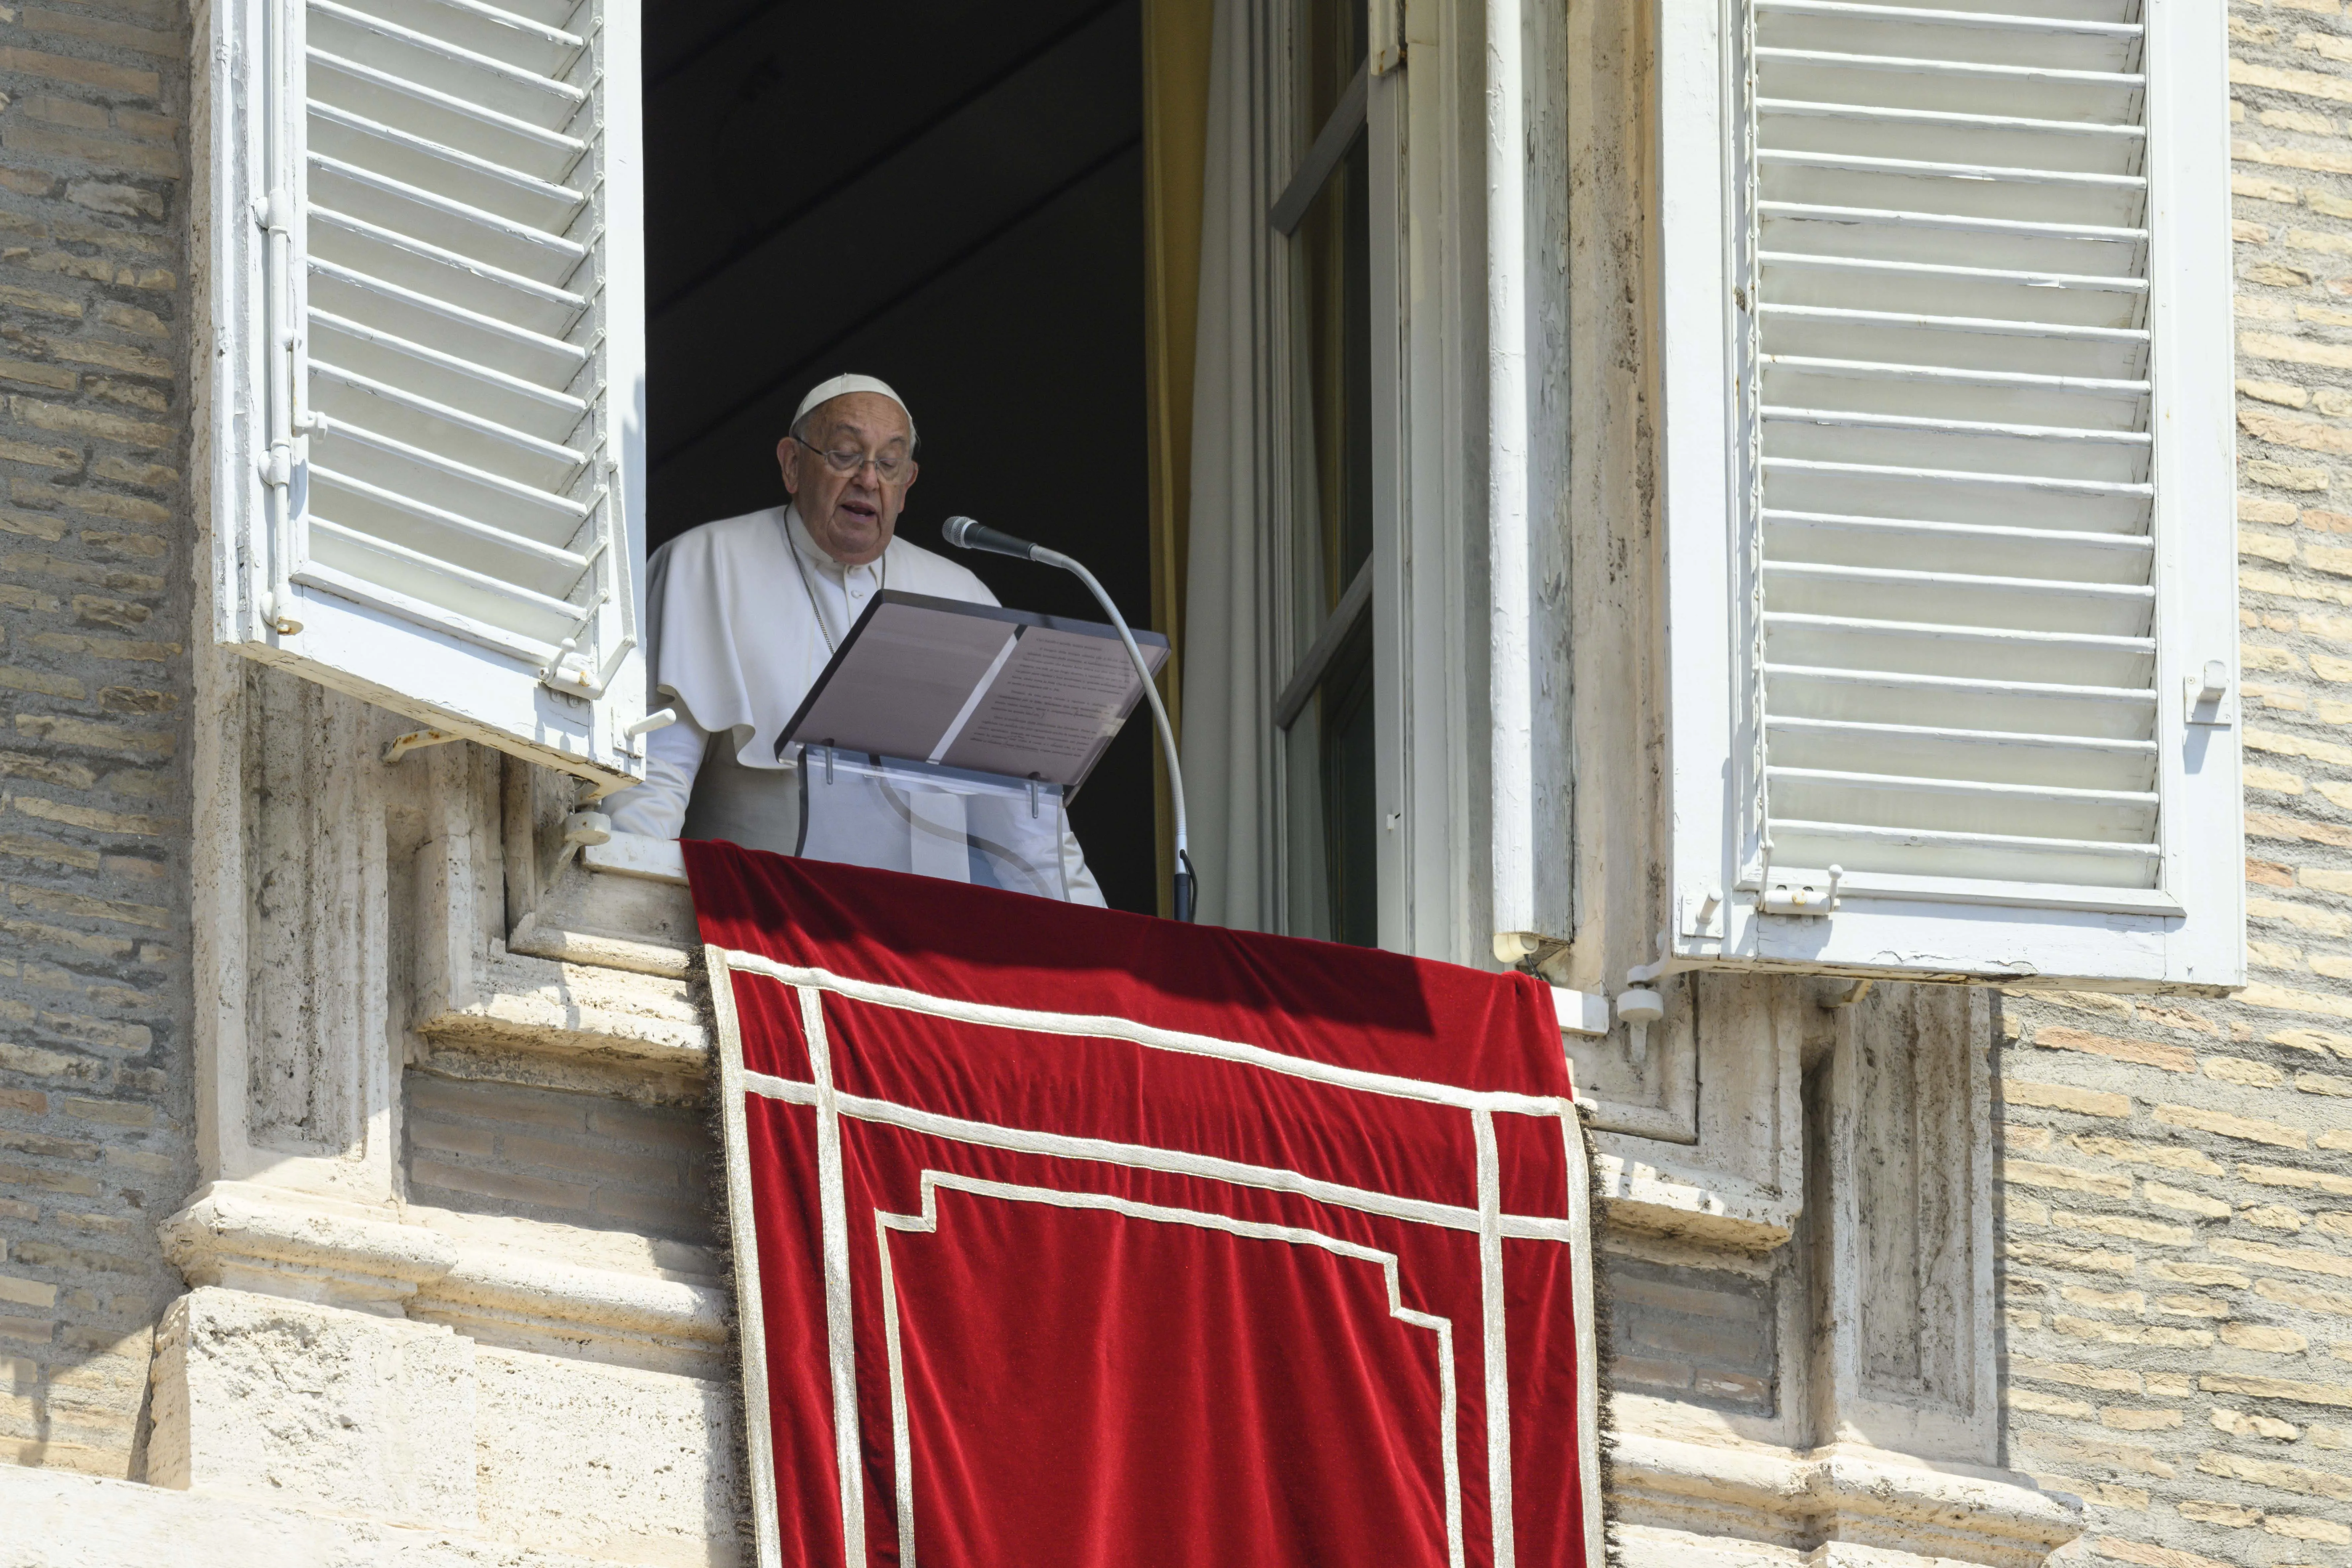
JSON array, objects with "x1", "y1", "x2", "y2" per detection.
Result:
[{"x1": 608, "y1": 374, "x2": 1105, "y2": 905}]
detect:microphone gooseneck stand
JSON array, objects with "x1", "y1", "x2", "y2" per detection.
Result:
[{"x1": 941, "y1": 515, "x2": 1195, "y2": 922}]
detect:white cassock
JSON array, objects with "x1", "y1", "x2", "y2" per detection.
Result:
[{"x1": 607, "y1": 504, "x2": 1106, "y2": 906}]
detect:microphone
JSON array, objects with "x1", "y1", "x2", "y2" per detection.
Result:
[
  {"x1": 941, "y1": 515, "x2": 1195, "y2": 923},
  {"x1": 940, "y1": 516, "x2": 1040, "y2": 561}
]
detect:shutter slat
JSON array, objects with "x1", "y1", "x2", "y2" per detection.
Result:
[
  {"x1": 309, "y1": 463, "x2": 591, "y2": 578},
  {"x1": 1767, "y1": 611, "x2": 2153, "y2": 659},
  {"x1": 309, "y1": 515, "x2": 588, "y2": 640},
  {"x1": 1763, "y1": 260, "x2": 2143, "y2": 303},
  {"x1": 309, "y1": 0, "x2": 586, "y2": 125},
  {"x1": 1764, "y1": 559, "x2": 2152, "y2": 600},
  {"x1": 1760, "y1": 100, "x2": 2145, "y2": 177},
  {"x1": 310, "y1": 205, "x2": 586, "y2": 330},
  {"x1": 309, "y1": 308, "x2": 588, "y2": 428},
  {"x1": 309, "y1": 256, "x2": 587, "y2": 384},
  {"x1": 312, "y1": 359, "x2": 587, "y2": 475},
  {"x1": 1761, "y1": 361, "x2": 2148, "y2": 427},
  {"x1": 1759, "y1": 201, "x2": 2146, "y2": 248},
  {"x1": 1758, "y1": 150, "x2": 2144, "y2": 191},
  {"x1": 316, "y1": 417, "x2": 589, "y2": 524},
  {"x1": 1759, "y1": 1, "x2": 2143, "y2": 39},
  {"x1": 308, "y1": 49, "x2": 583, "y2": 178},
  {"x1": 309, "y1": 151, "x2": 587, "y2": 279},
  {"x1": 329, "y1": 0, "x2": 583, "y2": 73},
  {"x1": 1766, "y1": 819, "x2": 2161, "y2": 888},
  {"x1": 1765, "y1": 714, "x2": 2156, "y2": 786},
  {"x1": 1763, "y1": 513, "x2": 2154, "y2": 582},
  {"x1": 311, "y1": 101, "x2": 583, "y2": 230},
  {"x1": 290, "y1": 559, "x2": 561, "y2": 664},
  {"x1": 1768, "y1": 765, "x2": 2156, "y2": 808},
  {"x1": 1755, "y1": 49, "x2": 2145, "y2": 112}
]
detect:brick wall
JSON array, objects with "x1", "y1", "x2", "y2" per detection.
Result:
[
  {"x1": 1604, "y1": 1254, "x2": 1777, "y2": 1414},
  {"x1": 404, "y1": 1072, "x2": 716, "y2": 1248},
  {"x1": 0, "y1": 0, "x2": 193, "y2": 1483},
  {"x1": 2000, "y1": 5, "x2": 2352, "y2": 1562}
]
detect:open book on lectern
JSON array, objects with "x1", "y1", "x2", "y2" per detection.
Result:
[{"x1": 774, "y1": 590, "x2": 1170, "y2": 792}]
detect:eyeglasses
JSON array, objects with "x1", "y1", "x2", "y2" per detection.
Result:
[{"x1": 793, "y1": 435, "x2": 912, "y2": 484}]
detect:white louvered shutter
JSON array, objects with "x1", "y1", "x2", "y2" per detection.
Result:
[
  {"x1": 206, "y1": 0, "x2": 646, "y2": 784},
  {"x1": 1660, "y1": 0, "x2": 2239, "y2": 987}
]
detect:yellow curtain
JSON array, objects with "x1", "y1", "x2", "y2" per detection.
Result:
[{"x1": 1142, "y1": 0, "x2": 1214, "y2": 914}]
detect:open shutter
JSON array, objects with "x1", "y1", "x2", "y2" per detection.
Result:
[
  {"x1": 1661, "y1": 0, "x2": 2238, "y2": 987},
  {"x1": 207, "y1": 0, "x2": 646, "y2": 785}
]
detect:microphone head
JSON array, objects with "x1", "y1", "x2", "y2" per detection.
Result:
[{"x1": 938, "y1": 516, "x2": 1040, "y2": 561}]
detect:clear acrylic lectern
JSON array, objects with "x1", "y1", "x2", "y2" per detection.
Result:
[
  {"x1": 774, "y1": 590, "x2": 1168, "y2": 901},
  {"x1": 789, "y1": 745, "x2": 1072, "y2": 901}
]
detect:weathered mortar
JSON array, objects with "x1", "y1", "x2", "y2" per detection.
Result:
[
  {"x1": 1997, "y1": 4, "x2": 2352, "y2": 1561},
  {"x1": 0, "y1": 0, "x2": 195, "y2": 1484}
]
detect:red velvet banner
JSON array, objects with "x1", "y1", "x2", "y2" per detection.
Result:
[{"x1": 688, "y1": 841, "x2": 1598, "y2": 1568}]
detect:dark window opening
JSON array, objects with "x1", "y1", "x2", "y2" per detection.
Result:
[
  {"x1": 643, "y1": 0, "x2": 1157, "y2": 913},
  {"x1": 1278, "y1": 0, "x2": 1376, "y2": 943}
]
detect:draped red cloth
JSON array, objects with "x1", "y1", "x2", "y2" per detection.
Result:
[{"x1": 687, "y1": 840, "x2": 1594, "y2": 1568}]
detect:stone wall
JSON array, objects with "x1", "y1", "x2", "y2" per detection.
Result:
[
  {"x1": 1995, "y1": 4, "x2": 2352, "y2": 1562},
  {"x1": 0, "y1": 0, "x2": 192, "y2": 1483},
  {"x1": 403, "y1": 1072, "x2": 715, "y2": 1247}
]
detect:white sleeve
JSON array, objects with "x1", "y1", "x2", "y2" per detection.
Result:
[
  {"x1": 1059, "y1": 825, "x2": 1107, "y2": 908},
  {"x1": 605, "y1": 713, "x2": 710, "y2": 839}
]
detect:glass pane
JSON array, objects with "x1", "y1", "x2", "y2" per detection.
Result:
[
  {"x1": 1318, "y1": 616, "x2": 1378, "y2": 947},
  {"x1": 1283, "y1": 700, "x2": 1332, "y2": 943},
  {"x1": 1305, "y1": 0, "x2": 1365, "y2": 141},
  {"x1": 1282, "y1": 0, "x2": 1377, "y2": 948},
  {"x1": 1299, "y1": 134, "x2": 1374, "y2": 618}
]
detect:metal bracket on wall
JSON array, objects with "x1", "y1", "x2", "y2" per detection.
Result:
[
  {"x1": 382, "y1": 728, "x2": 462, "y2": 765},
  {"x1": 1759, "y1": 865, "x2": 1842, "y2": 918}
]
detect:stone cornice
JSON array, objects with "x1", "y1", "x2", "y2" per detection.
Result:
[
  {"x1": 159, "y1": 1183, "x2": 730, "y2": 1366},
  {"x1": 1608, "y1": 1432, "x2": 2084, "y2": 1567},
  {"x1": 160, "y1": 1183, "x2": 457, "y2": 1308}
]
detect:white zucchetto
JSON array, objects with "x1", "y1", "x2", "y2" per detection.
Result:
[{"x1": 793, "y1": 374, "x2": 917, "y2": 443}]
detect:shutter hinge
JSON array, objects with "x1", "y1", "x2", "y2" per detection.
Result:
[
  {"x1": 538, "y1": 589, "x2": 613, "y2": 697},
  {"x1": 1681, "y1": 885, "x2": 1724, "y2": 937},
  {"x1": 1759, "y1": 865, "x2": 1841, "y2": 918},
  {"x1": 2185, "y1": 659, "x2": 2234, "y2": 726},
  {"x1": 252, "y1": 188, "x2": 293, "y2": 235}
]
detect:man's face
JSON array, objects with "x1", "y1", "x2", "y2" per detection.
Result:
[{"x1": 777, "y1": 392, "x2": 919, "y2": 567}]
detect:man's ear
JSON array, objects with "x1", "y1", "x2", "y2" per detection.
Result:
[
  {"x1": 776, "y1": 436, "x2": 800, "y2": 496},
  {"x1": 902, "y1": 460, "x2": 918, "y2": 494}
]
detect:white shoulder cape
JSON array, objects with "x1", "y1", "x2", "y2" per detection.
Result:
[{"x1": 643, "y1": 506, "x2": 999, "y2": 769}]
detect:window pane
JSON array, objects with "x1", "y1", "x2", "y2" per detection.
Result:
[
  {"x1": 1299, "y1": 134, "x2": 1374, "y2": 618},
  {"x1": 1305, "y1": 0, "x2": 1364, "y2": 139},
  {"x1": 1318, "y1": 616, "x2": 1378, "y2": 947},
  {"x1": 1283, "y1": 17, "x2": 1376, "y2": 947}
]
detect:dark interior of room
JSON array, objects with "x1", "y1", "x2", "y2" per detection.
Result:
[{"x1": 643, "y1": 0, "x2": 1158, "y2": 912}]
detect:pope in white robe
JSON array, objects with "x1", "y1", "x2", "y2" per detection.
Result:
[{"x1": 608, "y1": 374, "x2": 1106, "y2": 905}]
